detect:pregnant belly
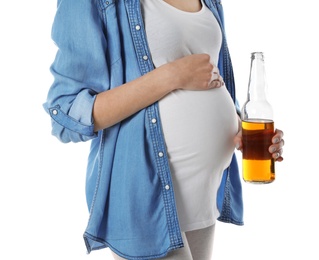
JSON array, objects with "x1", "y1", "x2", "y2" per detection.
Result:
[{"x1": 158, "y1": 86, "x2": 238, "y2": 172}]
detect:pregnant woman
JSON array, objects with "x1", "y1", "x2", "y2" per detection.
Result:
[{"x1": 43, "y1": 0, "x2": 284, "y2": 259}]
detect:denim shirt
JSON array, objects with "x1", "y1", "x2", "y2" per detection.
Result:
[{"x1": 43, "y1": 0, "x2": 243, "y2": 259}]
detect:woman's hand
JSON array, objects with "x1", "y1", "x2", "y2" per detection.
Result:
[
  {"x1": 234, "y1": 128, "x2": 284, "y2": 162},
  {"x1": 167, "y1": 54, "x2": 224, "y2": 91}
]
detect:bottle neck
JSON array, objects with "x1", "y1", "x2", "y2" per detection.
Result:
[{"x1": 247, "y1": 52, "x2": 268, "y2": 101}]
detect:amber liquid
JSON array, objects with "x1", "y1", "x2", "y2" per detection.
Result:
[{"x1": 242, "y1": 120, "x2": 275, "y2": 183}]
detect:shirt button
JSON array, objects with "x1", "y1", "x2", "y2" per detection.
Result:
[
  {"x1": 52, "y1": 109, "x2": 58, "y2": 115},
  {"x1": 135, "y1": 25, "x2": 141, "y2": 31},
  {"x1": 143, "y1": 55, "x2": 148, "y2": 61},
  {"x1": 151, "y1": 118, "x2": 157, "y2": 124},
  {"x1": 165, "y1": 185, "x2": 170, "y2": 190},
  {"x1": 158, "y1": 152, "x2": 164, "y2": 157}
]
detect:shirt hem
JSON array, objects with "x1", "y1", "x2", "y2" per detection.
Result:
[
  {"x1": 84, "y1": 232, "x2": 184, "y2": 260},
  {"x1": 179, "y1": 219, "x2": 216, "y2": 233}
]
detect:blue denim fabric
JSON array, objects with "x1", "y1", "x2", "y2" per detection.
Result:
[{"x1": 43, "y1": 0, "x2": 244, "y2": 259}]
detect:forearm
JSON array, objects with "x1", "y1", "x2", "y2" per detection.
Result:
[{"x1": 93, "y1": 64, "x2": 176, "y2": 131}]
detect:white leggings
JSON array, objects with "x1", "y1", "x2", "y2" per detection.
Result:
[{"x1": 112, "y1": 224, "x2": 215, "y2": 260}]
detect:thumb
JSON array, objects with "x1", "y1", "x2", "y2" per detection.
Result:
[{"x1": 234, "y1": 130, "x2": 242, "y2": 152}]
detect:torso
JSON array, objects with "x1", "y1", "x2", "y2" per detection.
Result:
[{"x1": 141, "y1": 0, "x2": 238, "y2": 231}]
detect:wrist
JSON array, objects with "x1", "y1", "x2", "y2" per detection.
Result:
[{"x1": 160, "y1": 62, "x2": 183, "y2": 91}]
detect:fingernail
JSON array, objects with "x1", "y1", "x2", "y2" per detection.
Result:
[
  {"x1": 235, "y1": 143, "x2": 240, "y2": 150},
  {"x1": 271, "y1": 147, "x2": 276, "y2": 153},
  {"x1": 274, "y1": 138, "x2": 280, "y2": 144}
]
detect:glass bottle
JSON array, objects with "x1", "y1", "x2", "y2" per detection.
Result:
[{"x1": 241, "y1": 52, "x2": 275, "y2": 184}]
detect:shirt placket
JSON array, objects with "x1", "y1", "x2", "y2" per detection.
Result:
[{"x1": 124, "y1": 0, "x2": 183, "y2": 249}]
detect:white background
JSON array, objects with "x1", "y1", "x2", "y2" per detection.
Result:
[{"x1": 0, "y1": 0, "x2": 318, "y2": 259}]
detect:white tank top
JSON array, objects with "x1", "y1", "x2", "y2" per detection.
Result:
[{"x1": 141, "y1": 0, "x2": 238, "y2": 232}]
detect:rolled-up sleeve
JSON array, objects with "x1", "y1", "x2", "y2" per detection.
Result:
[{"x1": 43, "y1": 0, "x2": 109, "y2": 143}]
